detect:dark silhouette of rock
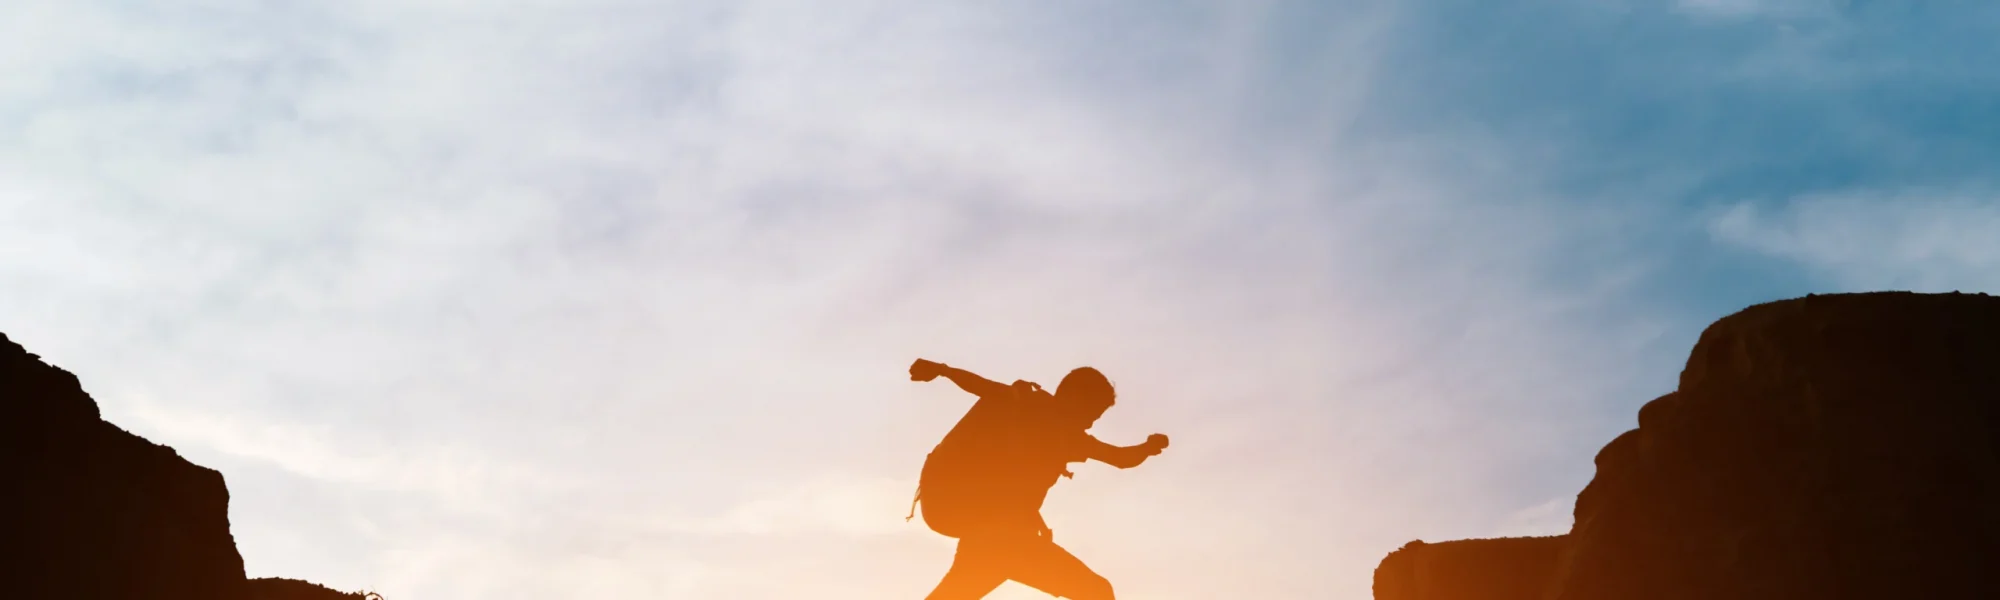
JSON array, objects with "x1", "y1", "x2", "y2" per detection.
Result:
[
  {"x1": 247, "y1": 577, "x2": 379, "y2": 600},
  {"x1": 4, "y1": 331, "x2": 249, "y2": 599},
  {"x1": 3, "y1": 332, "x2": 378, "y2": 599},
  {"x1": 1375, "y1": 291, "x2": 2000, "y2": 599},
  {"x1": 1373, "y1": 536, "x2": 1565, "y2": 600}
]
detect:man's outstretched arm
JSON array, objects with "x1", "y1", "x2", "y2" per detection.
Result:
[
  {"x1": 909, "y1": 358, "x2": 1011, "y2": 399},
  {"x1": 1083, "y1": 434, "x2": 1169, "y2": 469}
]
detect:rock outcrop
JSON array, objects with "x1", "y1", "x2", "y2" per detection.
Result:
[
  {"x1": 248, "y1": 577, "x2": 379, "y2": 600},
  {"x1": 1373, "y1": 536, "x2": 1565, "y2": 600},
  {"x1": 4, "y1": 332, "x2": 250, "y2": 600},
  {"x1": 1376, "y1": 291, "x2": 2000, "y2": 599},
  {"x1": 3, "y1": 332, "x2": 377, "y2": 599}
]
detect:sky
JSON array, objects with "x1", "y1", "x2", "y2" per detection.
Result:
[{"x1": 4, "y1": 0, "x2": 2000, "y2": 598}]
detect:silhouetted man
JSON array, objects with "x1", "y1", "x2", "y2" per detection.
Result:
[{"x1": 907, "y1": 358, "x2": 1169, "y2": 600}]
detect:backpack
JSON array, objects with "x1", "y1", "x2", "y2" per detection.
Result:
[{"x1": 907, "y1": 381, "x2": 1068, "y2": 538}]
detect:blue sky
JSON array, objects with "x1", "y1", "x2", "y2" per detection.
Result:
[{"x1": 4, "y1": 1, "x2": 1998, "y2": 598}]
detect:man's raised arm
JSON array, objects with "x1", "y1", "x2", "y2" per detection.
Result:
[
  {"x1": 909, "y1": 358, "x2": 1011, "y2": 399},
  {"x1": 1083, "y1": 434, "x2": 1170, "y2": 469}
]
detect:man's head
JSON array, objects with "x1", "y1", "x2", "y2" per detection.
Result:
[{"x1": 1053, "y1": 366, "x2": 1116, "y2": 429}]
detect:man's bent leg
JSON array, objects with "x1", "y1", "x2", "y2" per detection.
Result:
[
  {"x1": 1005, "y1": 535, "x2": 1115, "y2": 600},
  {"x1": 925, "y1": 539, "x2": 1008, "y2": 600}
]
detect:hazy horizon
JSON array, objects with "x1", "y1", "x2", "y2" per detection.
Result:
[{"x1": 6, "y1": 1, "x2": 2000, "y2": 598}]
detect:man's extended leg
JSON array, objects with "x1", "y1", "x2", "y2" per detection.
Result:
[
  {"x1": 925, "y1": 539, "x2": 1008, "y2": 600},
  {"x1": 1005, "y1": 534, "x2": 1115, "y2": 600}
]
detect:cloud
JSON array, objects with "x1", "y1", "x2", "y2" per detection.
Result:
[
  {"x1": 643, "y1": 473, "x2": 933, "y2": 538},
  {"x1": 1489, "y1": 495, "x2": 1576, "y2": 539},
  {"x1": 114, "y1": 394, "x2": 586, "y2": 517},
  {"x1": 1709, "y1": 193, "x2": 2000, "y2": 292},
  {"x1": 1672, "y1": 0, "x2": 1835, "y2": 19}
]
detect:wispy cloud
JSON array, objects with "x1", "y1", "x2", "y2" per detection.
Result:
[
  {"x1": 1710, "y1": 193, "x2": 2000, "y2": 291},
  {"x1": 1672, "y1": 0, "x2": 1835, "y2": 19}
]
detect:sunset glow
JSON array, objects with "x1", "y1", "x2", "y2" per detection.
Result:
[{"x1": 7, "y1": 1, "x2": 1999, "y2": 598}]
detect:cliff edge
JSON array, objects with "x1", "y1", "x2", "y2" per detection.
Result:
[
  {"x1": 1377, "y1": 291, "x2": 2000, "y2": 599},
  {"x1": 3, "y1": 331, "x2": 249, "y2": 599},
  {"x1": 3, "y1": 331, "x2": 377, "y2": 599}
]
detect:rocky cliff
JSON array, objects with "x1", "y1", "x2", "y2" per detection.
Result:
[
  {"x1": 1373, "y1": 536, "x2": 1565, "y2": 600},
  {"x1": 1376, "y1": 291, "x2": 2000, "y2": 599},
  {"x1": 4, "y1": 331, "x2": 250, "y2": 599},
  {"x1": 2, "y1": 331, "x2": 374, "y2": 599},
  {"x1": 247, "y1": 577, "x2": 380, "y2": 600}
]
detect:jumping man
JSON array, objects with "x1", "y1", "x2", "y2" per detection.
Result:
[{"x1": 907, "y1": 358, "x2": 1169, "y2": 600}]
